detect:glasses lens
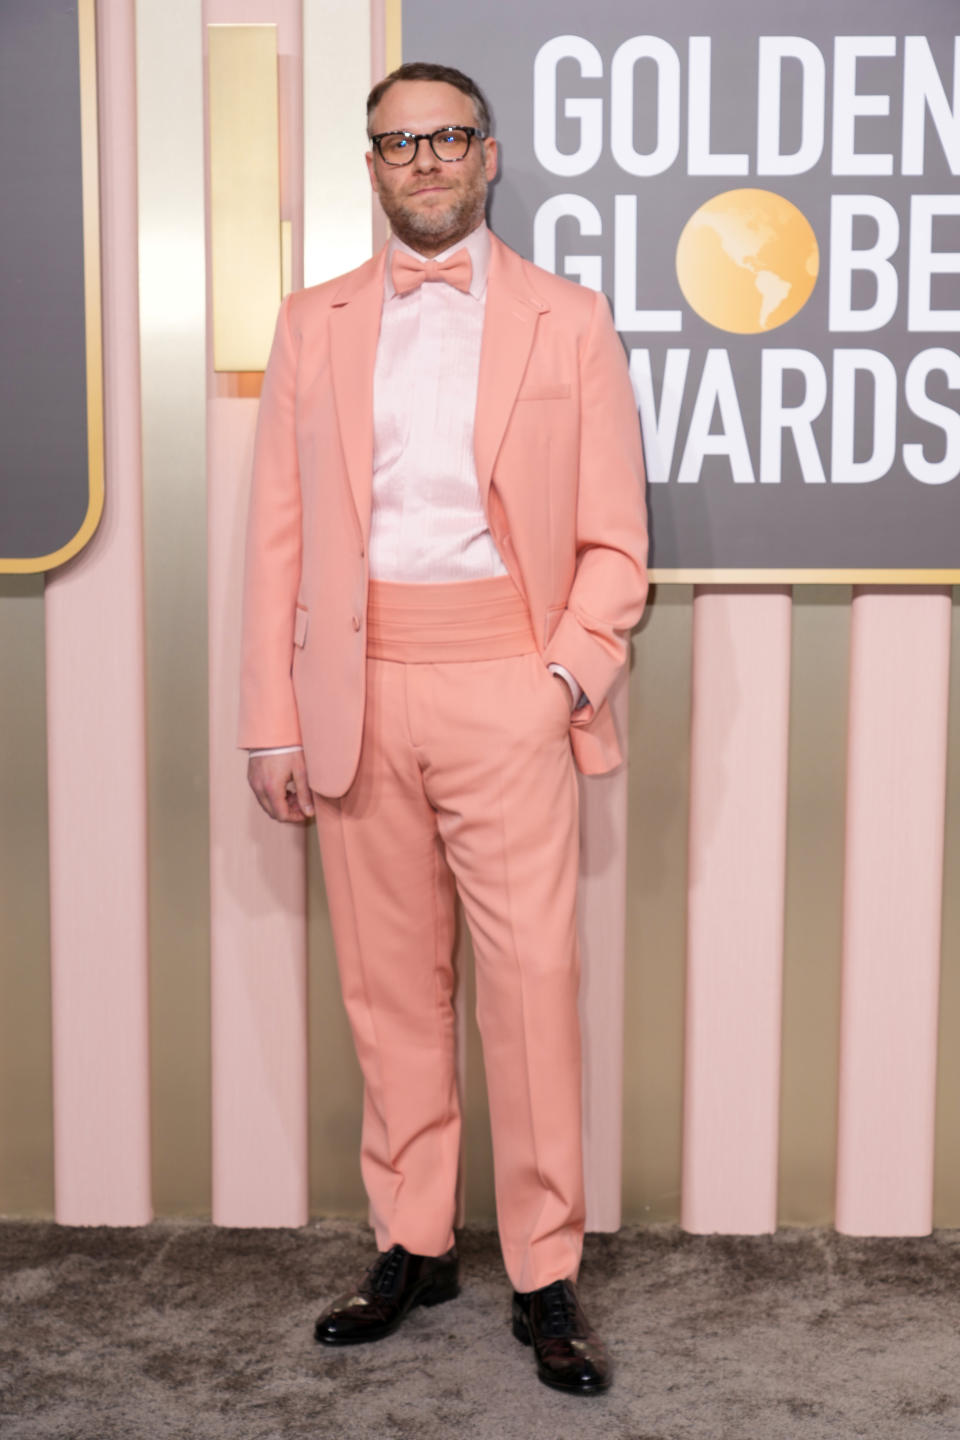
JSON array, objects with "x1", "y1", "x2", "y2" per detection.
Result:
[
  {"x1": 379, "y1": 133, "x2": 416, "y2": 165},
  {"x1": 431, "y1": 127, "x2": 471, "y2": 161}
]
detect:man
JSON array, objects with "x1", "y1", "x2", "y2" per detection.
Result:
[{"x1": 239, "y1": 62, "x2": 648, "y2": 1397}]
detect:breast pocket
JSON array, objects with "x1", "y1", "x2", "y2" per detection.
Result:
[{"x1": 516, "y1": 382, "x2": 571, "y2": 402}]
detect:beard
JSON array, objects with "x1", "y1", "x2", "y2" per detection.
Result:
[{"x1": 378, "y1": 168, "x2": 488, "y2": 253}]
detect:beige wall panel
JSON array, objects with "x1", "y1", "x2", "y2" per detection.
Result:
[
  {"x1": 0, "y1": 577, "x2": 53, "y2": 1216},
  {"x1": 934, "y1": 591, "x2": 960, "y2": 1227},
  {"x1": 778, "y1": 588, "x2": 850, "y2": 1225},
  {"x1": 303, "y1": 0, "x2": 372, "y2": 1222},
  {"x1": 462, "y1": 925, "x2": 497, "y2": 1223},
  {"x1": 137, "y1": 0, "x2": 211, "y2": 1215},
  {"x1": 622, "y1": 587, "x2": 692, "y2": 1223},
  {"x1": 307, "y1": 839, "x2": 367, "y2": 1216},
  {"x1": 303, "y1": 0, "x2": 372, "y2": 286}
]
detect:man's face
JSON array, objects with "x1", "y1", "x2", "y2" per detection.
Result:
[{"x1": 365, "y1": 80, "x2": 498, "y2": 256}]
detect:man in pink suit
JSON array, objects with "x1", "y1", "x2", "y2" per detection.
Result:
[{"x1": 239, "y1": 61, "x2": 648, "y2": 1396}]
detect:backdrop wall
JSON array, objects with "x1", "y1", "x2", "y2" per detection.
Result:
[{"x1": 0, "y1": 0, "x2": 957, "y2": 1234}]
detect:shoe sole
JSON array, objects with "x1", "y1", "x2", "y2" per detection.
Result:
[
  {"x1": 536, "y1": 1372, "x2": 611, "y2": 1395},
  {"x1": 315, "y1": 1279, "x2": 460, "y2": 1345},
  {"x1": 512, "y1": 1312, "x2": 612, "y2": 1394}
]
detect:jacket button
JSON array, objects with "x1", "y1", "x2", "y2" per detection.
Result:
[{"x1": 352, "y1": 614, "x2": 361, "y2": 631}]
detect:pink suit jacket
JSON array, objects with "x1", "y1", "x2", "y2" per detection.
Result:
[{"x1": 238, "y1": 232, "x2": 649, "y2": 798}]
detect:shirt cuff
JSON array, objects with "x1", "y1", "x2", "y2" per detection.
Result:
[
  {"x1": 547, "y1": 663, "x2": 588, "y2": 710},
  {"x1": 248, "y1": 746, "x2": 304, "y2": 757}
]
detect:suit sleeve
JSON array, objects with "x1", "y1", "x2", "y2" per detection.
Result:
[
  {"x1": 541, "y1": 288, "x2": 649, "y2": 721},
  {"x1": 237, "y1": 294, "x2": 304, "y2": 749}
]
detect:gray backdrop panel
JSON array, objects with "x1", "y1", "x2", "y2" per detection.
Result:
[
  {"x1": 0, "y1": 0, "x2": 89, "y2": 564},
  {"x1": 404, "y1": 0, "x2": 959, "y2": 573}
]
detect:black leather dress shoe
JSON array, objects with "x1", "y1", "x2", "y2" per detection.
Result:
[
  {"x1": 512, "y1": 1278, "x2": 612, "y2": 1394},
  {"x1": 314, "y1": 1243, "x2": 459, "y2": 1345}
]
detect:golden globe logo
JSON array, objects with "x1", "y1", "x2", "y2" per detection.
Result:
[
  {"x1": 531, "y1": 33, "x2": 960, "y2": 490},
  {"x1": 675, "y1": 189, "x2": 819, "y2": 334}
]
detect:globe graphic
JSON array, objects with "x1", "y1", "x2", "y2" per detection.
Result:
[{"x1": 675, "y1": 188, "x2": 819, "y2": 334}]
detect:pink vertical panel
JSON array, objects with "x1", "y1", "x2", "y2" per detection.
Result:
[
  {"x1": 208, "y1": 402, "x2": 308, "y2": 1226},
  {"x1": 369, "y1": 0, "x2": 388, "y2": 252},
  {"x1": 835, "y1": 588, "x2": 951, "y2": 1236},
  {"x1": 682, "y1": 588, "x2": 792, "y2": 1234},
  {"x1": 578, "y1": 664, "x2": 629, "y2": 1231},
  {"x1": 45, "y1": 0, "x2": 151, "y2": 1224}
]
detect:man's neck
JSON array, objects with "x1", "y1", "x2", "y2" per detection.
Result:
[{"x1": 391, "y1": 218, "x2": 486, "y2": 261}]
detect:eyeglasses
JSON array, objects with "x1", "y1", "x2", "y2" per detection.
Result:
[{"x1": 370, "y1": 126, "x2": 486, "y2": 166}]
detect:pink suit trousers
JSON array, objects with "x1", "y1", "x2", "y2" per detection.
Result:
[{"x1": 313, "y1": 574, "x2": 585, "y2": 1293}]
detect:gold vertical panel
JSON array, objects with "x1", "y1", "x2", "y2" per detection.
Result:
[
  {"x1": 385, "y1": 0, "x2": 401, "y2": 71},
  {"x1": 622, "y1": 588, "x2": 693, "y2": 1222},
  {"x1": 934, "y1": 591, "x2": 960, "y2": 1226},
  {"x1": 302, "y1": 0, "x2": 372, "y2": 286},
  {"x1": 778, "y1": 588, "x2": 850, "y2": 1224},
  {"x1": 137, "y1": 0, "x2": 211, "y2": 1215},
  {"x1": 208, "y1": 25, "x2": 280, "y2": 371},
  {"x1": 0, "y1": 577, "x2": 53, "y2": 1214}
]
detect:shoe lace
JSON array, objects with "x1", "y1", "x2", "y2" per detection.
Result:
[
  {"x1": 367, "y1": 1245, "x2": 406, "y2": 1295},
  {"x1": 541, "y1": 1280, "x2": 580, "y2": 1335}
]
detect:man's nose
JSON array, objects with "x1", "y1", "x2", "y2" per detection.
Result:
[{"x1": 412, "y1": 138, "x2": 440, "y2": 171}]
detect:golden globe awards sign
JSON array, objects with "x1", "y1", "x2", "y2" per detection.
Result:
[{"x1": 404, "y1": 0, "x2": 960, "y2": 579}]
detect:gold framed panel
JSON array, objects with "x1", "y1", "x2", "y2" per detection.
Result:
[
  {"x1": 207, "y1": 23, "x2": 282, "y2": 373},
  {"x1": 1, "y1": 0, "x2": 104, "y2": 575}
]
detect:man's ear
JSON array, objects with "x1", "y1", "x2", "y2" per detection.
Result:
[
  {"x1": 483, "y1": 137, "x2": 499, "y2": 184},
  {"x1": 365, "y1": 149, "x2": 379, "y2": 194}
]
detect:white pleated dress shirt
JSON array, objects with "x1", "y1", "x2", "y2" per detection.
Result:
[
  {"x1": 368, "y1": 221, "x2": 507, "y2": 581},
  {"x1": 251, "y1": 221, "x2": 582, "y2": 758}
]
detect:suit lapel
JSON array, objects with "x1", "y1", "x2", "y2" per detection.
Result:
[
  {"x1": 329, "y1": 248, "x2": 386, "y2": 545},
  {"x1": 474, "y1": 235, "x2": 549, "y2": 511},
  {"x1": 327, "y1": 237, "x2": 547, "y2": 540}
]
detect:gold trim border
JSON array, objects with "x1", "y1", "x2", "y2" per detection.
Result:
[
  {"x1": 649, "y1": 569, "x2": 960, "y2": 585},
  {"x1": 1, "y1": 0, "x2": 105, "y2": 574}
]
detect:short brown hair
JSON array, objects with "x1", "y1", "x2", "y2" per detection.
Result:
[{"x1": 366, "y1": 62, "x2": 492, "y2": 137}]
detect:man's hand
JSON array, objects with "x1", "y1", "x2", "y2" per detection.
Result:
[{"x1": 247, "y1": 750, "x2": 315, "y2": 823}]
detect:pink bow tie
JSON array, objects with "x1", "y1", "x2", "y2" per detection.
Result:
[{"x1": 391, "y1": 248, "x2": 472, "y2": 296}]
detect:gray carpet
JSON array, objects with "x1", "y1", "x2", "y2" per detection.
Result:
[{"x1": 1, "y1": 1220, "x2": 959, "y2": 1439}]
